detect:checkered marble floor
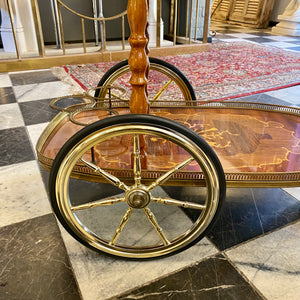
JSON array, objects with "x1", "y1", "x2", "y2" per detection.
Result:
[
  {"x1": 1, "y1": 23, "x2": 300, "y2": 299},
  {"x1": 211, "y1": 21, "x2": 300, "y2": 53}
]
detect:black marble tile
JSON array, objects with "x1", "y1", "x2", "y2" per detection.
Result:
[
  {"x1": 0, "y1": 127, "x2": 35, "y2": 166},
  {"x1": 208, "y1": 188, "x2": 300, "y2": 250},
  {"x1": 9, "y1": 70, "x2": 59, "y2": 86},
  {"x1": 163, "y1": 187, "x2": 300, "y2": 251},
  {"x1": 0, "y1": 214, "x2": 81, "y2": 300},
  {"x1": 244, "y1": 37, "x2": 278, "y2": 43},
  {"x1": 0, "y1": 87, "x2": 16, "y2": 105},
  {"x1": 19, "y1": 98, "x2": 59, "y2": 125},
  {"x1": 115, "y1": 254, "x2": 263, "y2": 300},
  {"x1": 231, "y1": 93, "x2": 293, "y2": 106}
]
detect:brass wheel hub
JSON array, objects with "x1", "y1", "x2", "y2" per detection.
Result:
[{"x1": 126, "y1": 187, "x2": 150, "y2": 209}]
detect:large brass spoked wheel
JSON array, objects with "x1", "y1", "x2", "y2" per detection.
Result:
[
  {"x1": 49, "y1": 114, "x2": 225, "y2": 258},
  {"x1": 94, "y1": 58, "x2": 196, "y2": 103}
]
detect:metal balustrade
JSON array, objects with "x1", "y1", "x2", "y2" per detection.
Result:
[{"x1": 0, "y1": 0, "x2": 212, "y2": 72}]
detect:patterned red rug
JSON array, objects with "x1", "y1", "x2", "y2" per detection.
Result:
[{"x1": 60, "y1": 42, "x2": 300, "y2": 101}]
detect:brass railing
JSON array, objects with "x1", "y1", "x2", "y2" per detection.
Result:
[
  {"x1": 0, "y1": 0, "x2": 212, "y2": 72},
  {"x1": 56, "y1": 0, "x2": 127, "y2": 53}
]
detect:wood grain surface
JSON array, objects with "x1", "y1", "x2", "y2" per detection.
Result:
[{"x1": 38, "y1": 105, "x2": 300, "y2": 186}]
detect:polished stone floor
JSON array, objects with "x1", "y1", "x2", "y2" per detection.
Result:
[{"x1": 0, "y1": 22, "x2": 300, "y2": 299}]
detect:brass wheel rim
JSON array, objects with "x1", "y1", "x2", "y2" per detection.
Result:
[
  {"x1": 98, "y1": 64, "x2": 193, "y2": 103},
  {"x1": 54, "y1": 124, "x2": 220, "y2": 258}
]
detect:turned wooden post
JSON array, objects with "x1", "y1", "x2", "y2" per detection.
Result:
[{"x1": 127, "y1": 0, "x2": 150, "y2": 114}]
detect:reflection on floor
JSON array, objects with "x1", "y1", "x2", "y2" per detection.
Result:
[{"x1": 0, "y1": 22, "x2": 300, "y2": 299}]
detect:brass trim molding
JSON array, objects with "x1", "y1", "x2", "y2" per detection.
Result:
[{"x1": 37, "y1": 151, "x2": 300, "y2": 188}]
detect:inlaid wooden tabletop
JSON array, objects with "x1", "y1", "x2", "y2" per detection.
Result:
[{"x1": 37, "y1": 102, "x2": 300, "y2": 187}]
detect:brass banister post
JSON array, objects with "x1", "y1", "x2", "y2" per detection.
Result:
[
  {"x1": 31, "y1": 0, "x2": 45, "y2": 57},
  {"x1": 6, "y1": 0, "x2": 21, "y2": 59}
]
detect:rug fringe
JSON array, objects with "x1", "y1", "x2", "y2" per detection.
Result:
[{"x1": 51, "y1": 66, "x2": 85, "y2": 94}]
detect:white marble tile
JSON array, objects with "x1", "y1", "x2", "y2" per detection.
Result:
[
  {"x1": 61, "y1": 229, "x2": 218, "y2": 300},
  {"x1": 0, "y1": 160, "x2": 51, "y2": 227},
  {"x1": 58, "y1": 188, "x2": 219, "y2": 299},
  {"x1": 283, "y1": 187, "x2": 300, "y2": 202},
  {"x1": 0, "y1": 73, "x2": 12, "y2": 87},
  {"x1": 13, "y1": 81, "x2": 74, "y2": 102},
  {"x1": 265, "y1": 85, "x2": 300, "y2": 105},
  {"x1": 263, "y1": 41, "x2": 300, "y2": 49},
  {"x1": 226, "y1": 221, "x2": 300, "y2": 300},
  {"x1": 218, "y1": 38, "x2": 257, "y2": 44},
  {"x1": 0, "y1": 103, "x2": 24, "y2": 130},
  {"x1": 8, "y1": 68, "x2": 52, "y2": 74},
  {"x1": 287, "y1": 49, "x2": 300, "y2": 53},
  {"x1": 266, "y1": 35, "x2": 300, "y2": 42},
  {"x1": 26, "y1": 122, "x2": 49, "y2": 156},
  {"x1": 225, "y1": 33, "x2": 260, "y2": 38}
]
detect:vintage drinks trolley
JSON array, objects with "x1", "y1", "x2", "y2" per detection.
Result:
[{"x1": 36, "y1": 0, "x2": 300, "y2": 258}]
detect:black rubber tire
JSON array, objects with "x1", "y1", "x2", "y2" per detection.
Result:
[
  {"x1": 49, "y1": 114, "x2": 225, "y2": 258},
  {"x1": 94, "y1": 57, "x2": 196, "y2": 101}
]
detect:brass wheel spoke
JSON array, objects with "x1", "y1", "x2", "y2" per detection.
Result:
[
  {"x1": 147, "y1": 157, "x2": 194, "y2": 191},
  {"x1": 81, "y1": 158, "x2": 129, "y2": 191},
  {"x1": 133, "y1": 134, "x2": 142, "y2": 186},
  {"x1": 150, "y1": 79, "x2": 173, "y2": 103},
  {"x1": 71, "y1": 197, "x2": 125, "y2": 212},
  {"x1": 110, "y1": 207, "x2": 133, "y2": 245},
  {"x1": 143, "y1": 207, "x2": 170, "y2": 246},
  {"x1": 151, "y1": 197, "x2": 206, "y2": 210}
]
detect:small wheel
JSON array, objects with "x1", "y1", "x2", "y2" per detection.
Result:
[
  {"x1": 94, "y1": 57, "x2": 196, "y2": 103},
  {"x1": 49, "y1": 114, "x2": 225, "y2": 258}
]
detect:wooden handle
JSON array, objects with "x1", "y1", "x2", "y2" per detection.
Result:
[{"x1": 127, "y1": 0, "x2": 150, "y2": 114}]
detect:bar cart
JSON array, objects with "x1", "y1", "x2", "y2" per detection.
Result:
[{"x1": 36, "y1": 0, "x2": 300, "y2": 258}]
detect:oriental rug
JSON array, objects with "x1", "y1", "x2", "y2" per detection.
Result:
[{"x1": 57, "y1": 42, "x2": 300, "y2": 101}]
